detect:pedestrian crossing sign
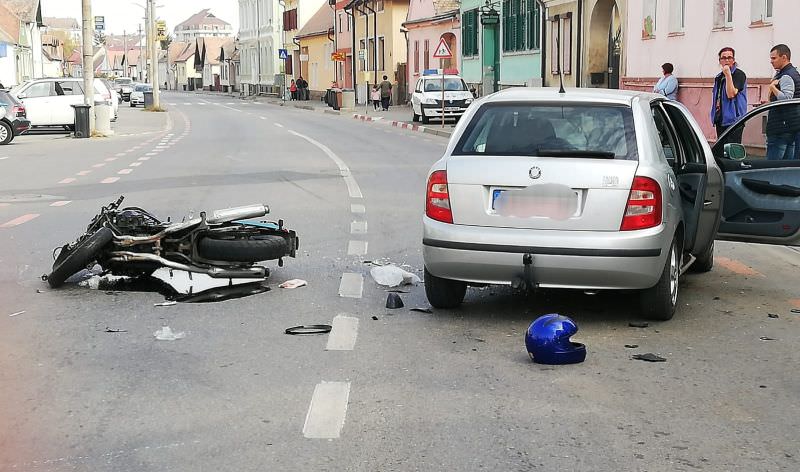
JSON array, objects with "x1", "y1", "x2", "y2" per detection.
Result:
[
  {"x1": 279, "y1": 49, "x2": 288, "y2": 60},
  {"x1": 432, "y1": 37, "x2": 452, "y2": 59}
]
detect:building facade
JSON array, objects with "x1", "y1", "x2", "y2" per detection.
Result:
[
  {"x1": 238, "y1": 0, "x2": 283, "y2": 94},
  {"x1": 334, "y1": 0, "x2": 354, "y2": 88},
  {"x1": 296, "y1": 3, "x2": 335, "y2": 96},
  {"x1": 403, "y1": 0, "x2": 460, "y2": 101},
  {"x1": 0, "y1": 0, "x2": 44, "y2": 86},
  {"x1": 174, "y1": 9, "x2": 234, "y2": 42}
]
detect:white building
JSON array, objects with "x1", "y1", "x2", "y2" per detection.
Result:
[
  {"x1": 238, "y1": 0, "x2": 283, "y2": 93},
  {"x1": 42, "y1": 16, "x2": 80, "y2": 41},
  {"x1": 0, "y1": 0, "x2": 44, "y2": 86},
  {"x1": 174, "y1": 9, "x2": 234, "y2": 43}
]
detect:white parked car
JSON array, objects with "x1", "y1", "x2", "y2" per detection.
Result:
[
  {"x1": 9, "y1": 78, "x2": 115, "y2": 128},
  {"x1": 129, "y1": 84, "x2": 152, "y2": 107},
  {"x1": 411, "y1": 74, "x2": 474, "y2": 124}
]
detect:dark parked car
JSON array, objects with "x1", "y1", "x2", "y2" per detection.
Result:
[{"x1": 0, "y1": 90, "x2": 30, "y2": 145}]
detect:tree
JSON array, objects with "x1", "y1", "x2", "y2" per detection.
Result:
[
  {"x1": 159, "y1": 33, "x2": 173, "y2": 51},
  {"x1": 94, "y1": 30, "x2": 106, "y2": 45}
]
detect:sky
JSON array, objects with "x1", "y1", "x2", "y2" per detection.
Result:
[{"x1": 39, "y1": 0, "x2": 240, "y2": 36}]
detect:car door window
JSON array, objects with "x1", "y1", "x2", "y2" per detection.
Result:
[
  {"x1": 714, "y1": 102, "x2": 800, "y2": 161},
  {"x1": 55, "y1": 81, "x2": 82, "y2": 96},
  {"x1": 651, "y1": 105, "x2": 681, "y2": 165},
  {"x1": 24, "y1": 82, "x2": 52, "y2": 98},
  {"x1": 663, "y1": 103, "x2": 706, "y2": 165}
]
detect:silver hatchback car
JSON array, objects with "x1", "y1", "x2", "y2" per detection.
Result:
[{"x1": 423, "y1": 88, "x2": 800, "y2": 320}]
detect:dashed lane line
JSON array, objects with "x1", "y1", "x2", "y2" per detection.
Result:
[
  {"x1": 59, "y1": 178, "x2": 76, "y2": 184},
  {"x1": 105, "y1": 157, "x2": 117, "y2": 162},
  {"x1": 338, "y1": 273, "x2": 364, "y2": 298},
  {"x1": 101, "y1": 177, "x2": 120, "y2": 184},
  {"x1": 50, "y1": 201, "x2": 71, "y2": 207},
  {"x1": 274, "y1": 123, "x2": 284, "y2": 128},
  {"x1": 1, "y1": 213, "x2": 40, "y2": 228},
  {"x1": 129, "y1": 162, "x2": 142, "y2": 167},
  {"x1": 350, "y1": 221, "x2": 367, "y2": 235},
  {"x1": 138, "y1": 157, "x2": 151, "y2": 161},
  {"x1": 303, "y1": 381, "x2": 351, "y2": 439},
  {"x1": 92, "y1": 163, "x2": 106, "y2": 168},
  {"x1": 351, "y1": 204, "x2": 366, "y2": 215},
  {"x1": 76, "y1": 170, "x2": 91, "y2": 176},
  {"x1": 347, "y1": 241, "x2": 368, "y2": 256},
  {"x1": 326, "y1": 315, "x2": 360, "y2": 351}
]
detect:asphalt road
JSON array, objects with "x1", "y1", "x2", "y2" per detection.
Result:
[{"x1": 0, "y1": 92, "x2": 798, "y2": 471}]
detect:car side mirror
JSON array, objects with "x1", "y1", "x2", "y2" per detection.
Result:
[{"x1": 724, "y1": 143, "x2": 747, "y2": 161}]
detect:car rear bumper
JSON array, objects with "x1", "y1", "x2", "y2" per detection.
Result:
[
  {"x1": 422, "y1": 217, "x2": 670, "y2": 290},
  {"x1": 11, "y1": 118, "x2": 30, "y2": 135}
]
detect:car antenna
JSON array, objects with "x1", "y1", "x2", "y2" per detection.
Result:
[{"x1": 557, "y1": 32, "x2": 565, "y2": 94}]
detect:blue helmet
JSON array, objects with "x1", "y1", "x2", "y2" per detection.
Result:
[{"x1": 525, "y1": 314, "x2": 586, "y2": 365}]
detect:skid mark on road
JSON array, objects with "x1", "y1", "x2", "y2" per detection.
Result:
[
  {"x1": 716, "y1": 257, "x2": 764, "y2": 277},
  {"x1": 1, "y1": 213, "x2": 39, "y2": 228}
]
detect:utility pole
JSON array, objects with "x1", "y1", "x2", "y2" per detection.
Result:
[
  {"x1": 145, "y1": 0, "x2": 152, "y2": 86},
  {"x1": 123, "y1": 29, "x2": 127, "y2": 77},
  {"x1": 149, "y1": 0, "x2": 161, "y2": 107},
  {"x1": 81, "y1": 0, "x2": 95, "y2": 133},
  {"x1": 138, "y1": 24, "x2": 144, "y2": 80}
]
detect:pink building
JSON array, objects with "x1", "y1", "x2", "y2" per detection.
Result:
[
  {"x1": 403, "y1": 0, "x2": 460, "y2": 99},
  {"x1": 622, "y1": 0, "x2": 799, "y2": 140},
  {"x1": 335, "y1": 0, "x2": 354, "y2": 88}
]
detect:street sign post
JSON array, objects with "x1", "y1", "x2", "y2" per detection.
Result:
[
  {"x1": 156, "y1": 20, "x2": 167, "y2": 41},
  {"x1": 278, "y1": 49, "x2": 288, "y2": 60},
  {"x1": 94, "y1": 15, "x2": 105, "y2": 32},
  {"x1": 432, "y1": 37, "x2": 453, "y2": 128}
]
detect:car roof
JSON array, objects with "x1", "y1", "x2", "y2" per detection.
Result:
[
  {"x1": 482, "y1": 87, "x2": 659, "y2": 106},
  {"x1": 422, "y1": 75, "x2": 463, "y2": 80}
]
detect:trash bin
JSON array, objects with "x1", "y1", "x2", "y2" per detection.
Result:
[
  {"x1": 333, "y1": 89, "x2": 342, "y2": 111},
  {"x1": 143, "y1": 90, "x2": 154, "y2": 108},
  {"x1": 342, "y1": 89, "x2": 355, "y2": 110},
  {"x1": 324, "y1": 88, "x2": 333, "y2": 106},
  {"x1": 71, "y1": 104, "x2": 91, "y2": 138}
]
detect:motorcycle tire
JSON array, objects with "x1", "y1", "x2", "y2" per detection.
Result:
[
  {"x1": 47, "y1": 227, "x2": 114, "y2": 288},
  {"x1": 197, "y1": 235, "x2": 289, "y2": 263}
]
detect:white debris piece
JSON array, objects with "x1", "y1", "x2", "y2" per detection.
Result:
[
  {"x1": 154, "y1": 326, "x2": 185, "y2": 341},
  {"x1": 370, "y1": 265, "x2": 421, "y2": 287},
  {"x1": 78, "y1": 274, "x2": 131, "y2": 290},
  {"x1": 279, "y1": 279, "x2": 308, "y2": 289}
]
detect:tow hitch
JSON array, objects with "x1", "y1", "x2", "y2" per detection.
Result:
[{"x1": 511, "y1": 253, "x2": 535, "y2": 293}]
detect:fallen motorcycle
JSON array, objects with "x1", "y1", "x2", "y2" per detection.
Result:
[{"x1": 45, "y1": 196, "x2": 298, "y2": 288}]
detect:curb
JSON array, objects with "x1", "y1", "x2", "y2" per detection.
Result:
[{"x1": 352, "y1": 113, "x2": 453, "y2": 138}]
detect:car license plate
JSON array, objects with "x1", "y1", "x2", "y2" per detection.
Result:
[
  {"x1": 492, "y1": 188, "x2": 582, "y2": 217},
  {"x1": 445, "y1": 107, "x2": 461, "y2": 111}
]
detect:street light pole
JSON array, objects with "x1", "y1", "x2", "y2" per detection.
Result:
[
  {"x1": 149, "y1": 0, "x2": 161, "y2": 108},
  {"x1": 81, "y1": 0, "x2": 95, "y2": 133}
]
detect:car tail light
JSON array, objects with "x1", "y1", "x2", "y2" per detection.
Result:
[
  {"x1": 12, "y1": 105, "x2": 25, "y2": 117},
  {"x1": 620, "y1": 176, "x2": 662, "y2": 231},
  {"x1": 426, "y1": 170, "x2": 453, "y2": 224}
]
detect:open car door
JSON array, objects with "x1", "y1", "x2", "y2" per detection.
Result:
[{"x1": 711, "y1": 99, "x2": 800, "y2": 246}]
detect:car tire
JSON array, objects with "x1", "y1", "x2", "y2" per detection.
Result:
[
  {"x1": 130, "y1": 102, "x2": 135, "y2": 108},
  {"x1": 690, "y1": 241, "x2": 714, "y2": 273},
  {"x1": 412, "y1": 111, "x2": 419, "y2": 122},
  {"x1": 424, "y1": 267, "x2": 467, "y2": 309},
  {"x1": 421, "y1": 110, "x2": 430, "y2": 124},
  {"x1": 0, "y1": 121, "x2": 13, "y2": 145},
  {"x1": 640, "y1": 238, "x2": 680, "y2": 321}
]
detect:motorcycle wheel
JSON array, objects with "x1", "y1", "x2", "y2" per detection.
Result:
[
  {"x1": 197, "y1": 235, "x2": 289, "y2": 263},
  {"x1": 47, "y1": 228, "x2": 114, "y2": 288}
]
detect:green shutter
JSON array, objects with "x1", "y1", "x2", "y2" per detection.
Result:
[
  {"x1": 463, "y1": 10, "x2": 478, "y2": 56},
  {"x1": 462, "y1": 12, "x2": 469, "y2": 55},
  {"x1": 527, "y1": 1, "x2": 540, "y2": 49},
  {"x1": 502, "y1": 1, "x2": 510, "y2": 52},
  {"x1": 473, "y1": 10, "x2": 479, "y2": 54}
]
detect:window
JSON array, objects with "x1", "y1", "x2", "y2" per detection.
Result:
[
  {"x1": 368, "y1": 38, "x2": 375, "y2": 70},
  {"x1": 527, "y1": 0, "x2": 541, "y2": 49},
  {"x1": 378, "y1": 37, "x2": 385, "y2": 71},
  {"x1": 669, "y1": 0, "x2": 685, "y2": 32},
  {"x1": 750, "y1": 0, "x2": 773, "y2": 24},
  {"x1": 55, "y1": 81, "x2": 82, "y2": 95},
  {"x1": 414, "y1": 40, "x2": 419, "y2": 72},
  {"x1": 424, "y1": 39, "x2": 429, "y2": 70},
  {"x1": 562, "y1": 15, "x2": 571, "y2": 75},
  {"x1": 663, "y1": 102, "x2": 706, "y2": 165},
  {"x1": 375, "y1": 0, "x2": 384, "y2": 12},
  {"x1": 651, "y1": 105, "x2": 679, "y2": 163},
  {"x1": 713, "y1": 0, "x2": 734, "y2": 28},
  {"x1": 359, "y1": 39, "x2": 366, "y2": 71},
  {"x1": 24, "y1": 82, "x2": 52, "y2": 98},
  {"x1": 503, "y1": 0, "x2": 539, "y2": 52},
  {"x1": 283, "y1": 9, "x2": 298, "y2": 30},
  {"x1": 642, "y1": 0, "x2": 657, "y2": 39},
  {"x1": 461, "y1": 9, "x2": 479, "y2": 56}
]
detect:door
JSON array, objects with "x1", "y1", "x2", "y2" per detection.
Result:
[
  {"x1": 411, "y1": 78, "x2": 422, "y2": 114},
  {"x1": 54, "y1": 80, "x2": 84, "y2": 125},
  {"x1": 711, "y1": 99, "x2": 800, "y2": 246},
  {"x1": 654, "y1": 100, "x2": 724, "y2": 254},
  {"x1": 482, "y1": 23, "x2": 499, "y2": 94},
  {"x1": 17, "y1": 81, "x2": 54, "y2": 126}
]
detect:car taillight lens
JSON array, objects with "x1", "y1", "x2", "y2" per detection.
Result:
[
  {"x1": 621, "y1": 176, "x2": 662, "y2": 231},
  {"x1": 426, "y1": 170, "x2": 453, "y2": 224},
  {"x1": 12, "y1": 105, "x2": 25, "y2": 117}
]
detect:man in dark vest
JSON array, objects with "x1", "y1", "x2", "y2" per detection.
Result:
[{"x1": 766, "y1": 44, "x2": 800, "y2": 160}]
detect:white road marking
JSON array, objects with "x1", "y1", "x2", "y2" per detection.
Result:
[
  {"x1": 197, "y1": 102, "x2": 206, "y2": 105},
  {"x1": 76, "y1": 170, "x2": 91, "y2": 176},
  {"x1": 101, "y1": 177, "x2": 120, "y2": 184},
  {"x1": 350, "y1": 221, "x2": 367, "y2": 234},
  {"x1": 130, "y1": 162, "x2": 142, "y2": 167},
  {"x1": 105, "y1": 158, "x2": 117, "y2": 162},
  {"x1": 303, "y1": 381, "x2": 351, "y2": 439},
  {"x1": 146, "y1": 152, "x2": 158, "y2": 156},
  {"x1": 115, "y1": 153, "x2": 127, "y2": 157},
  {"x1": 338, "y1": 273, "x2": 363, "y2": 298},
  {"x1": 138, "y1": 156, "x2": 150, "y2": 161},
  {"x1": 289, "y1": 130, "x2": 363, "y2": 199},
  {"x1": 1, "y1": 213, "x2": 40, "y2": 228},
  {"x1": 92, "y1": 163, "x2": 106, "y2": 168},
  {"x1": 260, "y1": 116, "x2": 267, "y2": 120},
  {"x1": 347, "y1": 240, "x2": 368, "y2": 256},
  {"x1": 59, "y1": 178, "x2": 76, "y2": 184},
  {"x1": 226, "y1": 102, "x2": 235, "y2": 105},
  {"x1": 50, "y1": 201, "x2": 72, "y2": 207},
  {"x1": 351, "y1": 204, "x2": 366, "y2": 215},
  {"x1": 274, "y1": 123, "x2": 284, "y2": 128},
  {"x1": 118, "y1": 168, "x2": 133, "y2": 175},
  {"x1": 0, "y1": 157, "x2": 9, "y2": 160},
  {"x1": 183, "y1": 102, "x2": 192, "y2": 105},
  {"x1": 326, "y1": 315, "x2": 359, "y2": 351}
]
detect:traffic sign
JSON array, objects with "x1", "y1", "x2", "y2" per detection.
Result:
[
  {"x1": 331, "y1": 52, "x2": 345, "y2": 62},
  {"x1": 358, "y1": 49, "x2": 365, "y2": 60},
  {"x1": 156, "y1": 20, "x2": 167, "y2": 40},
  {"x1": 94, "y1": 16, "x2": 105, "y2": 24},
  {"x1": 432, "y1": 37, "x2": 452, "y2": 59},
  {"x1": 278, "y1": 49, "x2": 288, "y2": 60}
]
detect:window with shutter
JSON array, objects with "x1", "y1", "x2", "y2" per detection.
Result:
[
  {"x1": 502, "y1": 0, "x2": 510, "y2": 51},
  {"x1": 527, "y1": 0, "x2": 540, "y2": 49},
  {"x1": 516, "y1": 0, "x2": 525, "y2": 50}
]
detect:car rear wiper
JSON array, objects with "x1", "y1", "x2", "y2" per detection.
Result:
[{"x1": 537, "y1": 149, "x2": 616, "y2": 159}]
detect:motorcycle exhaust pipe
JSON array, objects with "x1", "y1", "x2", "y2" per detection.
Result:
[
  {"x1": 108, "y1": 252, "x2": 267, "y2": 278},
  {"x1": 206, "y1": 204, "x2": 269, "y2": 224}
]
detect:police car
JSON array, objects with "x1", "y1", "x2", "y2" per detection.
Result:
[{"x1": 410, "y1": 71, "x2": 474, "y2": 124}]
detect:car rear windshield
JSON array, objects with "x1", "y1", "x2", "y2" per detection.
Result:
[
  {"x1": 0, "y1": 91, "x2": 21, "y2": 107},
  {"x1": 423, "y1": 78, "x2": 468, "y2": 92},
  {"x1": 453, "y1": 103, "x2": 639, "y2": 160}
]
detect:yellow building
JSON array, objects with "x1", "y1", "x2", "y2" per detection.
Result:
[
  {"x1": 296, "y1": 4, "x2": 335, "y2": 97},
  {"x1": 345, "y1": 0, "x2": 409, "y2": 104}
]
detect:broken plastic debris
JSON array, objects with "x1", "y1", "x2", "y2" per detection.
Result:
[
  {"x1": 768, "y1": 313, "x2": 779, "y2": 319},
  {"x1": 8, "y1": 310, "x2": 26, "y2": 317},
  {"x1": 154, "y1": 326, "x2": 185, "y2": 341},
  {"x1": 64, "y1": 265, "x2": 103, "y2": 284},
  {"x1": 410, "y1": 307, "x2": 433, "y2": 314},
  {"x1": 632, "y1": 353, "x2": 666, "y2": 362},
  {"x1": 284, "y1": 325, "x2": 332, "y2": 335},
  {"x1": 370, "y1": 265, "x2": 421, "y2": 287},
  {"x1": 154, "y1": 301, "x2": 177, "y2": 307},
  {"x1": 624, "y1": 344, "x2": 639, "y2": 349},
  {"x1": 386, "y1": 292, "x2": 404, "y2": 309},
  {"x1": 79, "y1": 274, "x2": 131, "y2": 290},
  {"x1": 104, "y1": 327, "x2": 127, "y2": 333},
  {"x1": 279, "y1": 279, "x2": 307, "y2": 289},
  {"x1": 759, "y1": 336, "x2": 777, "y2": 341}
]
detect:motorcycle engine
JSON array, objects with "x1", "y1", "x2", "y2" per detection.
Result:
[{"x1": 113, "y1": 209, "x2": 162, "y2": 234}]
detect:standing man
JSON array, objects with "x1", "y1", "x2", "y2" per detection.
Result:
[
  {"x1": 710, "y1": 47, "x2": 747, "y2": 143},
  {"x1": 653, "y1": 63, "x2": 679, "y2": 100},
  {"x1": 379, "y1": 75, "x2": 392, "y2": 111},
  {"x1": 766, "y1": 44, "x2": 800, "y2": 160}
]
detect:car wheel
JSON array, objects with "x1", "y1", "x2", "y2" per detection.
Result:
[
  {"x1": 130, "y1": 102, "x2": 135, "y2": 107},
  {"x1": 690, "y1": 241, "x2": 714, "y2": 273},
  {"x1": 412, "y1": 111, "x2": 419, "y2": 122},
  {"x1": 640, "y1": 238, "x2": 680, "y2": 321},
  {"x1": 424, "y1": 267, "x2": 467, "y2": 309},
  {"x1": 0, "y1": 121, "x2": 12, "y2": 145},
  {"x1": 421, "y1": 110, "x2": 430, "y2": 124}
]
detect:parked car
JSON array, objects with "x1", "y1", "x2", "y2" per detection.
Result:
[
  {"x1": 129, "y1": 83, "x2": 152, "y2": 107},
  {"x1": 114, "y1": 77, "x2": 134, "y2": 102},
  {"x1": 422, "y1": 88, "x2": 800, "y2": 320},
  {"x1": 8, "y1": 78, "x2": 114, "y2": 128},
  {"x1": 99, "y1": 78, "x2": 119, "y2": 121},
  {"x1": 0, "y1": 90, "x2": 31, "y2": 144},
  {"x1": 411, "y1": 73, "x2": 474, "y2": 124}
]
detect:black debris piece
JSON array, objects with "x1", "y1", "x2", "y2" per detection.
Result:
[
  {"x1": 410, "y1": 307, "x2": 433, "y2": 314},
  {"x1": 386, "y1": 292, "x2": 404, "y2": 309},
  {"x1": 103, "y1": 327, "x2": 127, "y2": 333},
  {"x1": 284, "y1": 325, "x2": 332, "y2": 335},
  {"x1": 713, "y1": 296, "x2": 720, "y2": 300},
  {"x1": 768, "y1": 313, "x2": 780, "y2": 319},
  {"x1": 759, "y1": 385, "x2": 767, "y2": 389},
  {"x1": 624, "y1": 344, "x2": 639, "y2": 349},
  {"x1": 632, "y1": 353, "x2": 666, "y2": 362},
  {"x1": 474, "y1": 338, "x2": 486, "y2": 343},
  {"x1": 759, "y1": 336, "x2": 777, "y2": 341},
  {"x1": 371, "y1": 316, "x2": 379, "y2": 320},
  {"x1": 629, "y1": 322, "x2": 649, "y2": 328},
  {"x1": 386, "y1": 289, "x2": 410, "y2": 294},
  {"x1": 791, "y1": 309, "x2": 800, "y2": 314}
]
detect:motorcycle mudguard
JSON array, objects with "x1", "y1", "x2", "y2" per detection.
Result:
[{"x1": 233, "y1": 219, "x2": 280, "y2": 230}]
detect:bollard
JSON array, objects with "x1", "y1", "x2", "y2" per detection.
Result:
[{"x1": 94, "y1": 102, "x2": 114, "y2": 136}]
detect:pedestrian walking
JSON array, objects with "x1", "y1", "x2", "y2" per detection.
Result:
[
  {"x1": 289, "y1": 79, "x2": 297, "y2": 101},
  {"x1": 297, "y1": 76, "x2": 309, "y2": 100},
  {"x1": 653, "y1": 63, "x2": 679, "y2": 100},
  {"x1": 765, "y1": 44, "x2": 800, "y2": 160},
  {"x1": 379, "y1": 75, "x2": 392, "y2": 111},
  {"x1": 371, "y1": 85, "x2": 380, "y2": 111},
  {"x1": 710, "y1": 47, "x2": 747, "y2": 143}
]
